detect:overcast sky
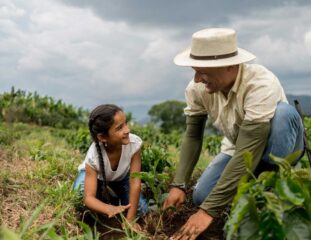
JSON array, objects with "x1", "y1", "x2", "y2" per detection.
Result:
[{"x1": 1, "y1": 0, "x2": 311, "y2": 120}]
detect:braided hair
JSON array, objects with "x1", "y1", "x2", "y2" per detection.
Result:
[{"x1": 88, "y1": 104, "x2": 123, "y2": 202}]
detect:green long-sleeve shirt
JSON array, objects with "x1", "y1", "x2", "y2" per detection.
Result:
[{"x1": 173, "y1": 115, "x2": 270, "y2": 217}]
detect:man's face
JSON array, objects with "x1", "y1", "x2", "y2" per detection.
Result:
[{"x1": 192, "y1": 66, "x2": 234, "y2": 94}]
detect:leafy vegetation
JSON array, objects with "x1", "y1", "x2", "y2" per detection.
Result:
[
  {"x1": 148, "y1": 100, "x2": 187, "y2": 133},
  {"x1": 226, "y1": 151, "x2": 311, "y2": 240},
  {"x1": 0, "y1": 87, "x2": 88, "y2": 128},
  {"x1": 1, "y1": 89, "x2": 310, "y2": 239},
  {"x1": 203, "y1": 135, "x2": 223, "y2": 156}
]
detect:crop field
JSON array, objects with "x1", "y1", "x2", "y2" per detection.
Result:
[{"x1": 1, "y1": 89, "x2": 311, "y2": 239}]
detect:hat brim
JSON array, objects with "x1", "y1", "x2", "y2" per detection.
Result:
[{"x1": 174, "y1": 47, "x2": 256, "y2": 67}]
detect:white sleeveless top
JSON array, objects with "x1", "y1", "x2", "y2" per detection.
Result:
[{"x1": 78, "y1": 133, "x2": 142, "y2": 182}]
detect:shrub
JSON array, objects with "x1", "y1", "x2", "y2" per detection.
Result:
[
  {"x1": 0, "y1": 87, "x2": 88, "y2": 129},
  {"x1": 226, "y1": 152, "x2": 311, "y2": 240},
  {"x1": 203, "y1": 135, "x2": 223, "y2": 156}
]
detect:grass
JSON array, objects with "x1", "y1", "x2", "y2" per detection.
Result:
[
  {"x1": 0, "y1": 122, "x2": 218, "y2": 239},
  {"x1": 0, "y1": 122, "x2": 85, "y2": 239}
]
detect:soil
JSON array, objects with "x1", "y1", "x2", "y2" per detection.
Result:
[{"x1": 82, "y1": 202, "x2": 226, "y2": 240}]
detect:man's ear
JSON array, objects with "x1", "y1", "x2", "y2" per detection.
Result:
[{"x1": 97, "y1": 133, "x2": 107, "y2": 142}]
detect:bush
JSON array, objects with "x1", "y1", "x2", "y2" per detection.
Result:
[
  {"x1": 203, "y1": 135, "x2": 223, "y2": 156},
  {"x1": 226, "y1": 152, "x2": 311, "y2": 240},
  {"x1": 131, "y1": 123, "x2": 182, "y2": 148},
  {"x1": 0, "y1": 87, "x2": 88, "y2": 129},
  {"x1": 141, "y1": 144, "x2": 172, "y2": 173}
]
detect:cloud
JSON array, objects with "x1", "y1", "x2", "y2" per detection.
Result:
[
  {"x1": 0, "y1": 0, "x2": 189, "y2": 111},
  {"x1": 228, "y1": 4, "x2": 311, "y2": 88},
  {"x1": 58, "y1": 0, "x2": 311, "y2": 28},
  {"x1": 1, "y1": 0, "x2": 310, "y2": 120},
  {"x1": 0, "y1": 1, "x2": 25, "y2": 18}
]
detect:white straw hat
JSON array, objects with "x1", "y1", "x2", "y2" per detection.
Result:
[{"x1": 174, "y1": 28, "x2": 256, "y2": 67}]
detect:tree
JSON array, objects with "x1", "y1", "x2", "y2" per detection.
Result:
[{"x1": 148, "y1": 100, "x2": 186, "y2": 133}]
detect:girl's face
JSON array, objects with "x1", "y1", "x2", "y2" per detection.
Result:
[{"x1": 105, "y1": 111, "x2": 130, "y2": 146}]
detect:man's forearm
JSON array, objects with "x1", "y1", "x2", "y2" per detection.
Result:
[
  {"x1": 200, "y1": 120, "x2": 271, "y2": 217},
  {"x1": 173, "y1": 115, "x2": 207, "y2": 185}
]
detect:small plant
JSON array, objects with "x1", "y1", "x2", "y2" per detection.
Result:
[
  {"x1": 132, "y1": 155, "x2": 171, "y2": 238},
  {"x1": 132, "y1": 156, "x2": 170, "y2": 209},
  {"x1": 226, "y1": 151, "x2": 311, "y2": 240},
  {"x1": 141, "y1": 144, "x2": 172, "y2": 173},
  {"x1": 202, "y1": 135, "x2": 222, "y2": 156},
  {"x1": 1, "y1": 200, "x2": 101, "y2": 240},
  {"x1": 64, "y1": 127, "x2": 91, "y2": 154}
]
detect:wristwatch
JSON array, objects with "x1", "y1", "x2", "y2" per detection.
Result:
[{"x1": 170, "y1": 183, "x2": 187, "y2": 192}]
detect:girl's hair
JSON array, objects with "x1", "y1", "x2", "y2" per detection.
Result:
[{"x1": 88, "y1": 104, "x2": 123, "y2": 202}]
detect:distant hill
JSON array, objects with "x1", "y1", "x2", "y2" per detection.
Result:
[
  {"x1": 128, "y1": 94, "x2": 311, "y2": 122},
  {"x1": 287, "y1": 94, "x2": 311, "y2": 116}
]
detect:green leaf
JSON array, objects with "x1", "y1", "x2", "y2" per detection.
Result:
[
  {"x1": 19, "y1": 201, "x2": 45, "y2": 237},
  {"x1": 293, "y1": 169, "x2": 311, "y2": 180},
  {"x1": 225, "y1": 195, "x2": 251, "y2": 240},
  {"x1": 285, "y1": 150, "x2": 304, "y2": 165},
  {"x1": 258, "y1": 210, "x2": 285, "y2": 240},
  {"x1": 231, "y1": 182, "x2": 252, "y2": 209},
  {"x1": 0, "y1": 226, "x2": 20, "y2": 240},
  {"x1": 263, "y1": 192, "x2": 283, "y2": 224},
  {"x1": 275, "y1": 178, "x2": 305, "y2": 205},
  {"x1": 238, "y1": 215, "x2": 260, "y2": 240},
  {"x1": 258, "y1": 171, "x2": 276, "y2": 188},
  {"x1": 284, "y1": 208, "x2": 311, "y2": 240},
  {"x1": 77, "y1": 221, "x2": 95, "y2": 240},
  {"x1": 269, "y1": 154, "x2": 291, "y2": 174}
]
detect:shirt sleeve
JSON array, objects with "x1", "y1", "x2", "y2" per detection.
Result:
[
  {"x1": 173, "y1": 115, "x2": 207, "y2": 185},
  {"x1": 85, "y1": 143, "x2": 99, "y2": 171},
  {"x1": 131, "y1": 134, "x2": 143, "y2": 155},
  {"x1": 184, "y1": 80, "x2": 208, "y2": 116},
  {"x1": 199, "y1": 120, "x2": 271, "y2": 217}
]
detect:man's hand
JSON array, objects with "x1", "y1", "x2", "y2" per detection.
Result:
[
  {"x1": 106, "y1": 204, "x2": 131, "y2": 218},
  {"x1": 169, "y1": 209, "x2": 213, "y2": 240},
  {"x1": 162, "y1": 187, "x2": 186, "y2": 210}
]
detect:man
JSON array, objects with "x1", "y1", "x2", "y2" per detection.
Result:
[{"x1": 162, "y1": 28, "x2": 304, "y2": 239}]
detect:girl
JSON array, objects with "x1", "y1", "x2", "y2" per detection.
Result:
[{"x1": 74, "y1": 104, "x2": 148, "y2": 227}]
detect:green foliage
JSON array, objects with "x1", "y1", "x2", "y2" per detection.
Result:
[
  {"x1": 131, "y1": 123, "x2": 182, "y2": 148},
  {"x1": 1, "y1": 200, "x2": 100, "y2": 240},
  {"x1": 302, "y1": 116, "x2": 311, "y2": 168},
  {"x1": 141, "y1": 144, "x2": 172, "y2": 173},
  {"x1": 139, "y1": 144, "x2": 173, "y2": 206},
  {"x1": 202, "y1": 135, "x2": 223, "y2": 156},
  {"x1": 0, "y1": 87, "x2": 88, "y2": 129},
  {"x1": 226, "y1": 152, "x2": 311, "y2": 240},
  {"x1": 0, "y1": 226, "x2": 20, "y2": 240},
  {"x1": 65, "y1": 127, "x2": 91, "y2": 154},
  {"x1": 0, "y1": 123, "x2": 31, "y2": 145},
  {"x1": 132, "y1": 159, "x2": 170, "y2": 209},
  {"x1": 148, "y1": 100, "x2": 186, "y2": 134}
]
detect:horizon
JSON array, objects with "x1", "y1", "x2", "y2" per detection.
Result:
[
  {"x1": 1, "y1": 0, "x2": 311, "y2": 120},
  {"x1": 2, "y1": 86, "x2": 310, "y2": 122}
]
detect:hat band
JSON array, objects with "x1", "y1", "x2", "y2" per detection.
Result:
[{"x1": 190, "y1": 51, "x2": 238, "y2": 60}]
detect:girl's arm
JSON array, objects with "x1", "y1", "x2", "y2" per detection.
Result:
[
  {"x1": 126, "y1": 149, "x2": 142, "y2": 221},
  {"x1": 84, "y1": 164, "x2": 130, "y2": 217}
]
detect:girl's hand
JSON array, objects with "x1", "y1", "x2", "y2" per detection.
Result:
[
  {"x1": 122, "y1": 220, "x2": 143, "y2": 234},
  {"x1": 107, "y1": 204, "x2": 131, "y2": 218}
]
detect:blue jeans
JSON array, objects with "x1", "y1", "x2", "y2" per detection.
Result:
[
  {"x1": 73, "y1": 170, "x2": 148, "y2": 217},
  {"x1": 192, "y1": 102, "x2": 304, "y2": 206}
]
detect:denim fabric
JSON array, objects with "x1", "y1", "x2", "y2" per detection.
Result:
[
  {"x1": 192, "y1": 102, "x2": 304, "y2": 206},
  {"x1": 73, "y1": 170, "x2": 148, "y2": 216}
]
